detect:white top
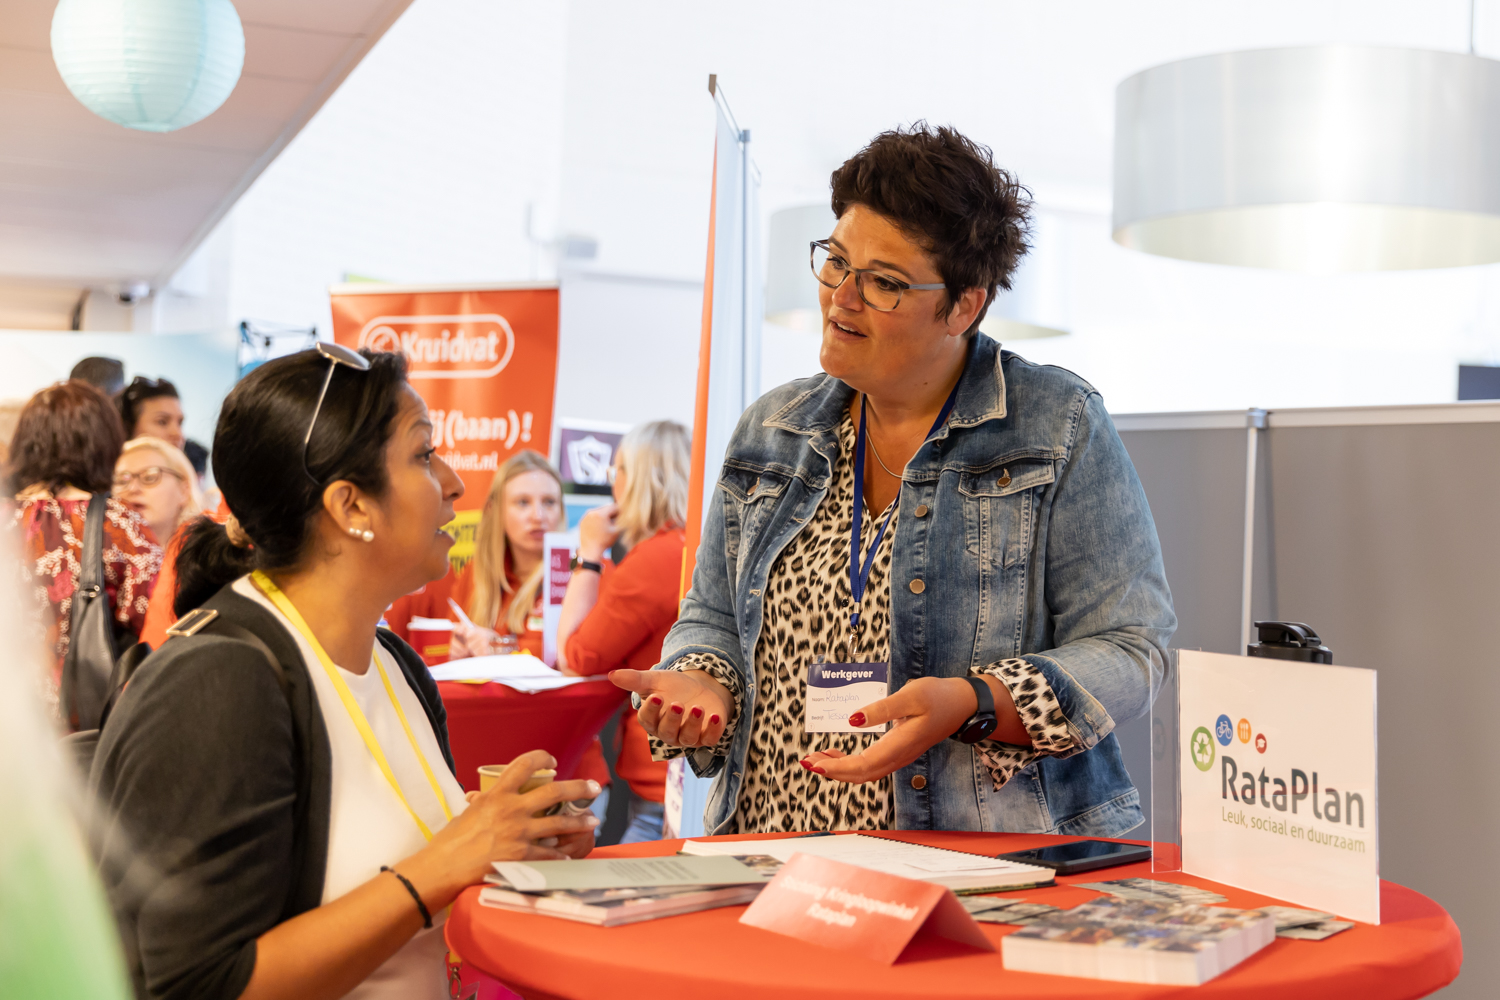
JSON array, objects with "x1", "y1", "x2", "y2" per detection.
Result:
[{"x1": 235, "y1": 577, "x2": 469, "y2": 1000}]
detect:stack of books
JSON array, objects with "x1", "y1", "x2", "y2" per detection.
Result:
[
  {"x1": 479, "y1": 854, "x2": 780, "y2": 927},
  {"x1": 1000, "y1": 896, "x2": 1276, "y2": 985}
]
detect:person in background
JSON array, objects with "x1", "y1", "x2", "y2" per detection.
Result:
[
  {"x1": 182, "y1": 438, "x2": 222, "y2": 512},
  {"x1": 387, "y1": 450, "x2": 612, "y2": 800},
  {"x1": 114, "y1": 436, "x2": 203, "y2": 547},
  {"x1": 91, "y1": 347, "x2": 597, "y2": 1000},
  {"x1": 556, "y1": 421, "x2": 690, "y2": 843},
  {"x1": 449, "y1": 451, "x2": 563, "y2": 659},
  {"x1": 118, "y1": 375, "x2": 185, "y2": 450},
  {"x1": 8, "y1": 381, "x2": 161, "y2": 718},
  {"x1": 69, "y1": 355, "x2": 125, "y2": 397}
]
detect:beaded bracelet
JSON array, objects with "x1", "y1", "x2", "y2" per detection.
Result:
[{"x1": 381, "y1": 866, "x2": 432, "y2": 929}]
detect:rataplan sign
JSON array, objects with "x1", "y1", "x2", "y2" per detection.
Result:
[{"x1": 1178, "y1": 650, "x2": 1379, "y2": 924}]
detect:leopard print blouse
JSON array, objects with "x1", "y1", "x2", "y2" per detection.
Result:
[{"x1": 655, "y1": 410, "x2": 1074, "y2": 833}]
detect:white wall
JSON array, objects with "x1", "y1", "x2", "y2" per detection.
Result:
[{"x1": 157, "y1": 0, "x2": 1500, "y2": 424}]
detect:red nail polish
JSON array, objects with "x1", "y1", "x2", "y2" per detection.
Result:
[
  {"x1": 649, "y1": 696, "x2": 662, "y2": 706},
  {"x1": 849, "y1": 712, "x2": 866, "y2": 727},
  {"x1": 812, "y1": 766, "x2": 827, "y2": 775},
  {"x1": 709, "y1": 714, "x2": 721, "y2": 725},
  {"x1": 671, "y1": 704, "x2": 684, "y2": 715},
  {"x1": 799, "y1": 759, "x2": 813, "y2": 771},
  {"x1": 690, "y1": 706, "x2": 703, "y2": 718}
]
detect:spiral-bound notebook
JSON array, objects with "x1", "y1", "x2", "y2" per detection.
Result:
[{"x1": 679, "y1": 834, "x2": 1054, "y2": 892}]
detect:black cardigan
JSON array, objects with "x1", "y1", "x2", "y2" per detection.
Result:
[{"x1": 90, "y1": 584, "x2": 453, "y2": 1000}]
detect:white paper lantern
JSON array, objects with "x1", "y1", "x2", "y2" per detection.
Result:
[{"x1": 51, "y1": 0, "x2": 245, "y2": 133}]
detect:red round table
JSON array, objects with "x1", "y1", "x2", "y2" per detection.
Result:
[
  {"x1": 446, "y1": 831, "x2": 1461, "y2": 1000},
  {"x1": 437, "y1": 679, "x2": 626, "y2": 791}
]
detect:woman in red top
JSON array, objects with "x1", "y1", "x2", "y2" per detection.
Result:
[
  {"x1": 384, "y1": 451, "x2": 562, "y2": 654},
  {"x1": 9, "y1": 381, "x2": 162, "y2": 723},
  {"x1": 558, "y1": 420, "x2": 690, "y2": 842},
  {"x1": 448, "y1": 450, "x2": 562, "y2": 660},
  {"x1": 385, "y1": 452, "x2": 613, "y2": 796}
]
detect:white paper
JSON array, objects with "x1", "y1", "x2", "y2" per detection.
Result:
[
  {"x1": 681, "y1": 834, "x2": 1046, "y2": 883},
  {"x1": 1177, "y1": 650, "x2": 1379, "y2": 924},
  {"x1": 427, "y1": 652, "x2": 600, "y2": 692},
  {"x1": 804, "y1": 661, "x2": 889, "y2": 734},
  {"x1": 541, "y1": 530, "x2": 578, "y2": 667}
]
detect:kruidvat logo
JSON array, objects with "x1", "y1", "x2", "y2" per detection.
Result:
[
  {"x1": 357, "y1": 314, "x2": 515, "y2": 379},
  {"x1": 1194, "y1": 713, "x2": 1365, "y2": 831}
]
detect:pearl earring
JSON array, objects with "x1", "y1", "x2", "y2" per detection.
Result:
[{"x1": 347, "y1": 526, "x2": 374, "y2": 543}]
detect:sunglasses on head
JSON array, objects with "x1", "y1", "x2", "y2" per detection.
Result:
[{"x1": 302, "y1": 342, "x2": 371, "y2": 486}]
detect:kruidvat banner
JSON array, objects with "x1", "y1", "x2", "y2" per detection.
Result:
[
  {"x1": 330, "y1": 283, "x2": 559, "y2": 571},
  {"x1": 1177, "y1": 650, "x2": 1379, "y2": 924}
]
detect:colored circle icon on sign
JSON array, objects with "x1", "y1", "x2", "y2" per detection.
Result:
[
  {"x1": 1191, "y1": 726, "x2": 1216, "y2": 771},
  {"x1": 1255, "y1": 733, "x2": 1267, "y2": 754},
  {"x1": 1215, "y1": 714, "x2": 1233, "y2": 746},
  {"x1": 1237, "y1": 718, "x2": 1252, "y2": 743}
]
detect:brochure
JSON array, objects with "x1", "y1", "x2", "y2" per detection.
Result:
[
  {"x1": 1001, "y1": 896, "x2": 1275, "y2": 985},
  {"x1": 491, "y1": 854, "x2": 769, "y2": 893},
  {"x1": 479, "y1": 882, "x2": 766, "y2": 927}
]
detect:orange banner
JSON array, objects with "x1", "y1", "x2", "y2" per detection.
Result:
[
  {"x1": 682, "y1": 141, "x2": 718, "y2": 601},
  {"x1": 330, "y1": 284, "x2": 559, "y2": 568}
]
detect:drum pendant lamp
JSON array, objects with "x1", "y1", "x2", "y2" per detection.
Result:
[
  {"x1": 51, "y1": 0, "x2": 245, "y2": 133},
  {"x1": 1113, "y1": 46, "x2": 1500, "y2": 272}
]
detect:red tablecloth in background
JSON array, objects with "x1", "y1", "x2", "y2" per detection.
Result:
[
  {"x1": 446, "y1": 830, "x2": 1462, "y2": 1000},
  {"x1": 438, "y1": 679, "x2": 626, "y2": 791}
]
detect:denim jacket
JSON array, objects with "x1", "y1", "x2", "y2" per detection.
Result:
[{"x1": 659, "y1": 334, "x2": 1175, "y2": 836}]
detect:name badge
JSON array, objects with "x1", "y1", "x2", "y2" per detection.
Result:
[{"x1": 805, "y1": 662, "x2": 890, "y2": 734}]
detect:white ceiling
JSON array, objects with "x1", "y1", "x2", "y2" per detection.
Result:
[{"x1": 0, "y1": 0, "x2": 414, "y2": 321}]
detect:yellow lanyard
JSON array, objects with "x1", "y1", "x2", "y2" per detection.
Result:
[{"x1": 252, "y1": 571, "x2": 453, "y2": 841}]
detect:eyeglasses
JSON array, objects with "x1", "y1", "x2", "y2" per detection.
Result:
[
  {"x1": 112, "y1": 466, "x2": 186, "y2": 490},
  {"x1": 810, "y1": 240, "x2": 947, "y2": 312},
  {"x1": 303, "y1": 342, "x2": 371, "y2": 485}
]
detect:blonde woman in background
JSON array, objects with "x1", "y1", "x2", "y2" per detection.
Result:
[
  {"x1": 113, "y1": 437, "x2": 203, "y2": 548},
  {"x1": 557, "y1": 420, "x2": 691, "y2": 842},
  {"x1": 447, "y1": 450, "x2": 564, "y2": 659}
]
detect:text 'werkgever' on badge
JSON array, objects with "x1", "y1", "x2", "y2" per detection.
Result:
[{"x1": 805, "y1": 661, "x2": 890, "y2": 734}]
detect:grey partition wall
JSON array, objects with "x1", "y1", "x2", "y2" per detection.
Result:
[{"x1": 1113, "y1": 401, "x2": 1499, "y2": 998}]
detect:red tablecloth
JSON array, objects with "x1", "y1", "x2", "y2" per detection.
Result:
[
  {"x1": 437, "y1": 679, "x2": 626, "y2": 791},
  {"x1": 446, "y1": 831, "x2": 1462, "y2": 1000}
]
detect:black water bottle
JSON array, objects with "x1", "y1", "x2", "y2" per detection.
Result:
[{"x1": 1246, "y1": 621, "x2": 1332, "y2": 664}]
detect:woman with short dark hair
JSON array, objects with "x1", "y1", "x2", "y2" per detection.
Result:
[
  {"x1": 615, "y1": 124, "x2": 1176, "y2": 837},
  {"x1": 9, "y1": 380, "x2": 160, "y2": 719},
  {"x1": 92, "y1": 347, "x2": 598, "y2": 1000}
]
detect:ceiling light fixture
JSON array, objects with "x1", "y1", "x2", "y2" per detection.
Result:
[
  {"x1": 1113, "y1": 45, "x2": 1500, "y2": 272},
  {"x1": 51, "y1": 0, "x2": 245, "y2": 134}
]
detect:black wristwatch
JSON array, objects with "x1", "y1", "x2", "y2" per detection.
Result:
[
  {"x1": 577, "y1": 558, "x2": 603, "y2": 574},
  {"x1": 952, "y1": 676, "x2": 998, "y2": 744}
]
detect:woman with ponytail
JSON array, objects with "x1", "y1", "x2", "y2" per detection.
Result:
[{"x1": 90, "y1": 346, "x2": 599, "y2": 1000}]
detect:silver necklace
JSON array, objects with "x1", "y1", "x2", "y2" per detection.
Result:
[{"x1": 861, "y1": 395, "x2": 904, "y2": 479}]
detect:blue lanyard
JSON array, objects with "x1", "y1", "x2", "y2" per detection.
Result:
[{"x1": 848, "y1": 375, "x2": 963, "y2": 634}]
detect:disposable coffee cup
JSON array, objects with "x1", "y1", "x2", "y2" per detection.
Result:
[
  {"x1": 478, "y1": 761, "x2": 596, "y2": 817},
  {"x1": 478, "y1": 763, "x2": 555, "y2": 794},
  {"x1": 407, "y1": 616, "x2": 454, "y2": 666}
]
